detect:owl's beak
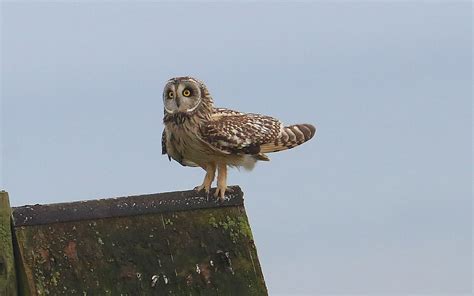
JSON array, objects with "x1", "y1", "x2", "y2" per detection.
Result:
[{"x1": 175, "y1": 97, "x2": 181, "y2": 108}]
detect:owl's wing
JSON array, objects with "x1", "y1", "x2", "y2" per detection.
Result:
[
  {"x1": 200, "y1": 108, "x2": 282, "y2": 157},
  {"x1": 161, "y1": 129, "x2": 171, "y2": 161},
  {"x1": 161, "y1": 129, "x2": 167, "y2": 154}
]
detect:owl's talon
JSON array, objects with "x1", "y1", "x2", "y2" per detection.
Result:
[
  {"x1": 195, "y1": 185, "x2": 211, "y2": 198},
  {"x1": 194, "y1": 185, "x2": 205, "y2": 192},
  {"x1": 213, "y1": 187, "x2": 226, "y2": 201}
]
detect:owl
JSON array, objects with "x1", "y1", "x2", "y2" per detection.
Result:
[{"x1": 162, "y1": 76, "x2": 316, "y2": 200}]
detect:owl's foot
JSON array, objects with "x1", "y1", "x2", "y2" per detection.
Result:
[
  {"x1": 214, "y1": 163, "x2": 229, "y2": 201},
  {"x1": 214, "y1": 185, "x2": 234, "y2": 201},
  {"x1": 194, "y1": 184, "x2": 209, "y2": 193},
  {"x1": 195, "y1": 185, "x2": 212, "y2": 201},
  {"x1": 214, "y1": 185, "x2": 225, "y2": 201},
  {"x1": 195, "y1": 163, "x2": 216, "y2": 199}
]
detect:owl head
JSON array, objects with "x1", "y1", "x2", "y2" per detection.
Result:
[{"x1": 163, "y1": 76, "x2": 212, "y2": 114}]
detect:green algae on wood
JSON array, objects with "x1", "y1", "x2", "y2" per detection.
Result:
[
  {"x1": 0, "y1": 191, "x2": 18, "y2": 296},
  {"x1": 12, "y1": 187, "x2": 267, "y2": 295}
]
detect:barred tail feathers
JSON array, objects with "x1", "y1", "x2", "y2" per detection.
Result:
[{"x1": 260, "y1": 123, "x2": 316, "y2": 153}]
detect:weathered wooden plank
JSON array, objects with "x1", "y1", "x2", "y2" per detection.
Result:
[
  {"x1": 12, "y1": 187, "x2": 267, "y2": 295},
  {"x1": 13, "y1": 186, "x2": 243, "y2": 227},
  {"x1": 0, "y1": 191, "x2": 18, "y2": 296}
]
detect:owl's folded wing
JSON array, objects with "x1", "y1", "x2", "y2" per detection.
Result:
[
  {"x1": 199, "y1": 109, "x2": 282, "y2": 158},
  {"x1": 161, "y1": 129, "x2": 172, "y2": 162},
  {"x1": 161, "y1": 129, "x2": 167, "y2": 155}
]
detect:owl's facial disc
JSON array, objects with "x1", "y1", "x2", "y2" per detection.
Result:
[{"x1": 163, "y1": 79, "x2": 202, "y2": 114}]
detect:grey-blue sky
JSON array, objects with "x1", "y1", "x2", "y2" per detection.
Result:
[{"x1": 1, "y1": 2, "x2": 471, "y2": 294}]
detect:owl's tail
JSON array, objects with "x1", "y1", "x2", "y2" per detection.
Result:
[{"x1": 260, "y1": 123, "x2": 316, "y2": 153}]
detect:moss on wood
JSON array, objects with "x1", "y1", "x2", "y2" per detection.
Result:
[{"x1": 0, "y1": 191, "x2": 17, "y2": 296}]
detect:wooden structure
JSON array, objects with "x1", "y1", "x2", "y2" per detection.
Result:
[{"x1": 0, "y1": 187, "x2": 267, "y2": 295}]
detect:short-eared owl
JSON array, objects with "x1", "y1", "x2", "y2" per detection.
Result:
[{"x1": 162, "y1": 77, "x2": 316, "y2": 200}]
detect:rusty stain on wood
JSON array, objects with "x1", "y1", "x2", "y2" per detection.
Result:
[{"x1": 11, "y1": 186, "x2": 267, "y2": 295}]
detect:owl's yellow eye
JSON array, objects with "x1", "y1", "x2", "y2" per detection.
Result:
[
  {"x1": 182, "y1": 89, "x2": 191, "y2": 97},
  {"x1": 168, "y1": 91, "x2": 174, "y2": 98}
]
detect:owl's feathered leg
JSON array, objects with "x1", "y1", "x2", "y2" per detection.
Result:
[
  {"x1": 194, "y1": 163, "x2": 216, "y2": 195},
  {"x1": 214, "y1": 163, "x2": 231, "y2": 201}
]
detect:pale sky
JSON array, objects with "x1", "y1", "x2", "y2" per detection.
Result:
[{"x1": 1, "y1": 2, "x2": 472, "y2": 294}]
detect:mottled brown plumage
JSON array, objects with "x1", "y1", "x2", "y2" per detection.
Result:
[{"x1": 162, "y1": 77, "x2": 316, "y2": 200}]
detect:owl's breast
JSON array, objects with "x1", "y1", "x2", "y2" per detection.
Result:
[{"x1": 164, "y1": 120, "x2": 213, "y2": 167}]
